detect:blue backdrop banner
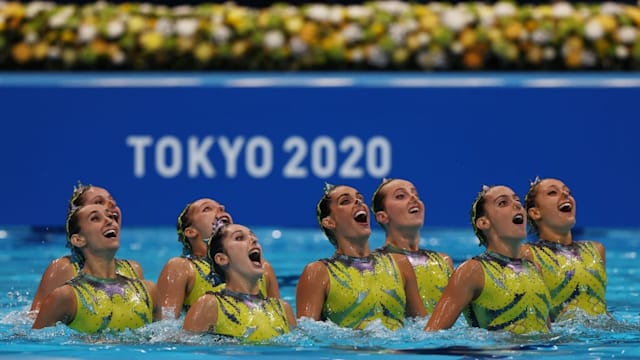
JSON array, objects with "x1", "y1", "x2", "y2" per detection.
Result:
[{"x1": 1, "y1": 73, "x2": 638, "y2": 229}]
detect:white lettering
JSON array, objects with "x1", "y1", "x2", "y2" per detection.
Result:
[
  {"x1": 188, "y1": 136, "x2": 215, "y2": 178},
  {"x1": 126, "y1": 135, "x2": 153, "y2": 178},
  {"x1": 339, "y1": 136, "x2": 364, "y2": 178},
  {"x1": 218, "y1": 136, "x2": 245, "y2": 178},
  {"x1": 282, "y1": 136, "x2": 308, "y2": 178},
  {"x1": 311, "y1": 136, "x2": 336, "y2": 178},
  {"x1": 246, "y1": 136, "x2": 272, "y2": 178},
  {"x1": 155, "y1": 136, "x2": 182, "y2": 178},
  {"x1": 367, "y1": 136, "x2": 392, "y2": 177}
]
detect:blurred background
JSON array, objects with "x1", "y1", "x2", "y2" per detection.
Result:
[{"x1": 1, "y1": 0, "x2": 639, "y2": 231}]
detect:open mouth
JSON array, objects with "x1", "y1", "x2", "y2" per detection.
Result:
[
  {"x1": 512, "y1": 214, "x2": 524, "y2": 225},
  {"x1": 409, "y1": 206, "x2": 420, "y2": 214},
  {"x1": 248, "y1": 249, "x2": 261, "y2": 264},
  {"x1": 216, "y1": 216, "x2": 231, "y2": 224},
  {"x1": 103, "y1": 229, "x2": 117, "y2": 238},
  {"x1": 354, "y1": 210, "x2": 367, "y2": 223},
  {"x1": 559, "y1": 202, "x2": 573, "y2": 213}
]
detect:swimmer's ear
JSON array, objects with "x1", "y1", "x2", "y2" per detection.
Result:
[
  {"x1": 476, "y1": 216, "x2": 490, "y2": 231},
  {"x1": 375, "y1": 211, "x2": 389, "y2": 226},
  {"x1": 214, "y1": 252, "x2": 229, "y2": 267},
  {"x1": 321, "y1": 217, "x2": 336, "y2": 230},
  {"x1": 70, "y1": 234, "x2": 86, "y2": 248},
  {"x1": 528, "y1": 207, "x2": 541, "y2": 221},
  {"x1": 184, "y1": 226, "x2": 197, "y2": 240}
]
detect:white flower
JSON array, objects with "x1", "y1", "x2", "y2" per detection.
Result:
[
  {"x1": 450, "y1": 41, "x2": 464, "y2": 54},
  {"x1": 600, "y1": 2, "x2": 623, "y2": 15},
  {"x1": 306, "y1": 4, "x2": 330, "y2": 22},
  {"x1": 415, "y1": 32, "x2": 431, "y2": 47},
  {"x1": 106, "y1": 20, "x2": 125, "y2": 39},
  {"x1": 176, "y1": 18, "x2": 198, "y2": 37},
  {"x1": 376, "y1": 1, "x2": 410, "y2": 16},
  {"x1": 552, "y1": 2, "x2": 574, "y2": 19},
  {"x1": 618, "y1": 26, "x2": 637, "y2": 44},
  {"x1": 111, "y1": 49, "x2": 126, "y2": 65},
  {"x1": 77, "y1": 23, "x2": 97, "y2": 43},
  {"x1": 328, "y1": 6, "x2": 343, "y2": 24},
  {"x1": 349, "y1": 48, "x2": 364, "y2": 63},
  {"x1": 25, "y1": 31, "x2": 38, "y2": 44},
  {"x1": 346, "y1": 5, "x2": 372, "y2": 20},
  {"x1": 48, "y1": 46, "x2": 61, "y2": 59},
  {"x1": 26, "y1": 2, "x2": 53, "y2": 19},
  {"x1": 289, "y1": 36, "x2": 308, "y2": 56},
  {"x1": 441, "y1": 7, "x2": 473, "y2": 32},
  {"x1": 212, "y1": 25, "x2": 231, "y2": 44},
  {"x1": 210, "y1": 13, "x2": 224, "y2": 26},
  {"x1": 367, "y1": 45, "x2": 389, "y2": 68},
  {"x1": 264, "y1": 30, "x2": 285, "y2": 50},
  {"x1": 494, "y1": 2, "x2": 516, "y2": 18},
  {"x1": 543, "y1": 47, "x2": 556, "y2": 60},
  {"x1": 615, "y1": 44, "x2": 629, "y2": 59},
  {"x1": 173, "y1": 5, "x2": 194, "y2": 17},
  {"x1": 155, "y1": 17, "x2": 174, "y2": 36},
  {"x1": 532, "y1": 29, "x2": 552, "y2": 44},
  {"x1": 138, "y1": 3, "x2": 154, "y2": 15},
  {"x1": 477, "y1": 5, "x2": 496, "y2": 26},
  {"x1": 584, "y1": 19, "x2": 604, "y2": 40},
  {"x1": 389, "y1": 23, "x2": 409, "y2": 44},
  {"x1": 342, "y1": 23, "x2": 364, "y2": 44},
  {"x1": 48, "y1": 7, "x2": 74, "y2": 29}
]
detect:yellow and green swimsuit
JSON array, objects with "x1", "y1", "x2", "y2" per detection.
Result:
[
  {"x1": 183, "y1": 255, "x2": 269, "y2": 312},
  {"x1": 376, "y1": 244, "x2": 452, "y2": 314},
  {"x1": 527, "y1": 239, "x2": 607, "y2": 321},
  {"x1": 67, "y1": 272, "x2": 153, "y2": 333},
  {"x1": 464, "y1": 251, "x2": 551, "y2": 335},
  {"x1": 320, "y1": 252, "x2": 407, "y2": 330},
  {"x1": 209, "y1": 289, "x2": 290, "y2": 342}
]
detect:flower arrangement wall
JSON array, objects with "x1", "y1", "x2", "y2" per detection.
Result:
[{"x1": 1, "y1": 0, "x2": 639, "y2": 70}]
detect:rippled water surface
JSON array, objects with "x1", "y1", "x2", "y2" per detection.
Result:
[{"x1": 1, "y1": 226, "x2": 638, "y2": 359}]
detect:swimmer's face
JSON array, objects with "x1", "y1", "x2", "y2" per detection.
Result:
[
  {"x1": 528, "y1": 178, "x2": 576, "y2": 231},
  {"x1": 376, "y1": 179, "x2": 424, "y2": 230},
  {"x1": 187, "y1": 198, "x2": 233, "y2": 242},
  {"x1": 70, "y1": 204, "x2": 120, "y2": 252},
  {"x1": 323, "y1": 186, "x2": 371, "y2": 240},
  {"x1": 477, "y1": 186, "x2": 526, "y2": 243},
  {"x1": 80, "y1": 187, "x2": 122, "y2": 225},
  {"x1": 213, "y1": 224, "x2": 264, "y2": 280}
]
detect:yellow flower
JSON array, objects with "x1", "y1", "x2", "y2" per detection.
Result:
[
  {"x1": 12, "y1": 43, "x2": 31, "y2": 63},
  {"x1": 195, "y1": 42, "x2": 215, "y2": 63},
  {"x1": 33, "y1": 41, "x2": 49, "y2": 60},
  {"x1": 139, "y1": 31, "x2": 164, "y2": 52},
  {"x1": 595, "y1": 14, "x2": 617, "y2": 33},
  {"x1": 128, "y1": 15, "x2": 146, "y2": 34},
  {"x1": 4, "y1": 2, "x2": 26, "y2": 19},
  {"x1": 504, "y1": 21, "x2": 524, "y2": 41}
]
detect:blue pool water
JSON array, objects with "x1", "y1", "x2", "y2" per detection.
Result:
[{"x1": 1, "y1": 226, "x2": 639, "y2": 359}]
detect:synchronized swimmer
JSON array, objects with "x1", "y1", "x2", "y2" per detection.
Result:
[{"x1": 30, "y1": 178, "x2": 608, "y2": 340}]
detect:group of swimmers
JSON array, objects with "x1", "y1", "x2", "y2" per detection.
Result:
[{"x1": 28, "y1": 177, "x2": 608, "y2": 340}]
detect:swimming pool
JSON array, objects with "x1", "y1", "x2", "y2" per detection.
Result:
[{"x1": 1, "y1": 226, "x2": 639, "y2": 359}]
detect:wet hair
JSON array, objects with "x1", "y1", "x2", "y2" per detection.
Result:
[
  {"x1": 176, "y1": 202, "x2": 194, "y2": 256},
  {"x1": 371, "y1": 178, "x2": 395, "y2": 228},
  {"x1": 470, "y1": 185, "x2": 492, "y2": 247},
  {"x1": 207, "y1": 220, "x2": 230, "y2": 282},
  {"x1": 68, "y1": 182, "x2": 93, "y2": 212},
  {"x1": 316, "y1": 183, "x2": 338, "y2": 247},
  {"x1": 524, "y1": 176, "x2": 543, "y2": 237},
  {"x1": 66, "y1": 182, "x2": 95, "y2": 263}
]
